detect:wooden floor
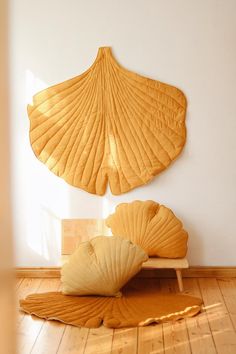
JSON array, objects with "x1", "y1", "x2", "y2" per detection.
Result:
[{"x1": 16, "y1": 277, "x2": 236, "y2": 354}]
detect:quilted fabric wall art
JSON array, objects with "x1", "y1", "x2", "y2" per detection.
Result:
[{"x1": 28, "y1": 47, "x2": 187, "y2": 195}]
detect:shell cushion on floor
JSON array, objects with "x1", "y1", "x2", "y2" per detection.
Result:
[
  {"x1": 27, "y1": 47, "x2": 187, "y2": 195},
  {"x1": 20, "y1": 278, "x2": 202, "y2": 329},
  {"x1": 106, "y1": 200, "x2": 188, "y2": 258},
  {"x1": 61, "y1": 236, "x2": 148, "y2": 296}
]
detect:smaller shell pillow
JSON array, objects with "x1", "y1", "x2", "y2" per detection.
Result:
[
  {"x1": 61, "y1": 236, "x2": 148, "y2": 297},
  {"x1": 106, "y1": 200, "x2": 188, "y2": 258}
]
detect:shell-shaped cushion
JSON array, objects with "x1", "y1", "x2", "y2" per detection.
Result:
[
  {"x1": 106, "y1": 200, "x2": 188, "y2": 258},
  {"x1": 61, "y1": 236, "x2": 148, "y2": 296},
  {"x1": 28, "y1": 47, "x2": 187, "y2": 195}
]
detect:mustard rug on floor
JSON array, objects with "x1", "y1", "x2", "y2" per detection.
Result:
[{"x1": 20, "y1": 279, "x2": 202, "y2": 328}]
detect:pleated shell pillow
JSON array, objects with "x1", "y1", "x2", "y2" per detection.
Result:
[
  {"x1": 106, "y1": 200, "x2": 188, "y2": 258},
  {"x1": 61, "y1": 236, "x2": 148, "y2": 297}
]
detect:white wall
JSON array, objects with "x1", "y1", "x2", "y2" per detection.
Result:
[{"x1": 10, "y1": 0, "x2": 236, "y2": 266}]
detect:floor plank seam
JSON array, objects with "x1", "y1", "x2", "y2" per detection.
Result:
[
  {"x1": 196, "y1": 278, "x2": 218, "y2": 354},
  {"x1": 110, "y1": 328, "x2": 115, "y2": 354},
  {"x1": 136, "y1": 327, "x2": 139, "y2": 354},
  {"x1": 184, "y1": 318, "x2": 193, "y2": 354},
  {"x1": 29, "y1": 279, "x2": 62, "y2": 354},
  {"x1": 56, "y1": 325, "x2": 67, "y2": 354},
  {"x1": 82, "y1": 329, "x2": 90, "y2": 354},
  {"x1": 17, "y1": 278, "x2": 43, "y2": 327},
  {"x1": 217, "y1": 278, "x2": 236, "y2": 333}
]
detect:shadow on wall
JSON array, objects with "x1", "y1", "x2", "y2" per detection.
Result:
[
  {"x1": 26, "y1": 205, "x2": 61, "y2": 266},
  {"x1": 180, "y1": 216, "x2": 204, "y2": 265},
  {"x1": 40, "y1": 206, "x2": 61, "y2": 263}
]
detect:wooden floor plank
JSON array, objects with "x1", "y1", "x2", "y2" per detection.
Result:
[
  {"x1": 198, "y1": 278, "x2": 236, "y2": 354},
  {"x1": 15, "y1": 277, "x2": 23, "y2": 289},
  {"x1": 30, "y1": 279, "x2": 64, "y2": 354},
  {"x1": 18, "y1": 279, "x2": 61, "y2": 354},
  {"x1": 84, "y1": 326, "x2": 113, "y2": 354},
  {"x1": 183, "y1": 278, "x2": 216, "y2": 354},
  {"x1": 160, "y1": 279, "x2": 191, "y2": 354},
  {"x1": 163, "y1": 321, "x2": 191, "y2": 354},
  {"x1": 217, "y1": 278, "x2": 236, "y2": 332},
  {"x1": 111, "y1": 328, "x2": 137, "y2": 354},
  {"x1": 137, "y1": 278, "x2": 164, "y2": 354},
  {"x1": 138, "y1": 325, "x2": 164, "y2": 354},
  {"x1": 31, "y1": 320, "x2": 65, "y2": 354},
  {"x1": 17, "y1": 278, "x2": 42, "y2": 325},
  {"x1": 57, "y1": 326, "x2": 89, "y2": 354}
]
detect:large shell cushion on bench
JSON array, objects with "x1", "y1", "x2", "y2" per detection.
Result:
[
  {"x1": 61, "y1": 236, "x2": 148, "y2": 297},
  {"x1": 20, "y1": 278, "x2": 202, "y2": 329},
  {"x1": 106, "y1": 200, "x2": 188, "y2": 258},
  {"x1": 27, "y1": 47, "x2": 187, "y2": 195}
]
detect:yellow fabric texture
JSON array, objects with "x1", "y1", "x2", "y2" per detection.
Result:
[
  {"x1": 106, "y1": 200, "x2": 188, "y2": 258},
  {"x1": 28, "y1": 47, "x2": 187, "y2": 195},
  {"x1": 61, "y1": 236, "x2": 148, "y2": 296},
  {"x1": 20, "y1": 278, "x2": 202, "y2": 328}
]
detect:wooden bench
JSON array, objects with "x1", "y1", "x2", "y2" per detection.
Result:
[{"x1": 142, "y1": 257, "x2": 189, "y2": 292}]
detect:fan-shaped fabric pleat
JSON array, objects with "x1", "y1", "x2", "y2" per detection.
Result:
[
  {"x1": 106, "y1": 200, "x2": 188, "y2": 258},
  {"x1": 61, "y1": 236, "x2": 148, "y2": 296},
  {"x1": 28, "y1": 47, "x2": 187, "y2": 195}
]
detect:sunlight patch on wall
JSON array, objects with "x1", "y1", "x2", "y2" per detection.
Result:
[
  {"x1": 24, "y1": 69, "x2": 71, "y2": 265},
  {"x1": 102, "y1": 196, "x2": 111, "y2": 219},
  {"x1": 25, "y1": 69, "x2": 48, "y2": 105}
]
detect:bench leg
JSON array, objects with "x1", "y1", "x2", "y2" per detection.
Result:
[{"x1": 175, "y1": 269, "x2": 184, "y2": 292}]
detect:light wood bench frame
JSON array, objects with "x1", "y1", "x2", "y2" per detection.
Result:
[{"x1": 142, "y1": 257, "x2": 189, "y2": 292}]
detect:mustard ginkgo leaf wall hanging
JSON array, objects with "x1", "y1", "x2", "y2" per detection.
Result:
[{"x1": 28, "y1": 47, "x2": 187, "y2": 195}]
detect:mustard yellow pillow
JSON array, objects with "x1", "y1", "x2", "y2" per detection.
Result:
[
  {"x1": 106, "y1": 200, "x2": 188, "y2": 258},
  {"x1": 61, "y1": 236, "x2": 148, "y2": 297}
]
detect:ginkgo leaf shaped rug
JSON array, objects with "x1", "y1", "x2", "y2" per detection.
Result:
[
  {"x1": 28, "y1": 47, "x2": 187, "y2": 195},
  {"x1": 20, "y1": 278, "x2": 202, "y2": 329}
]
